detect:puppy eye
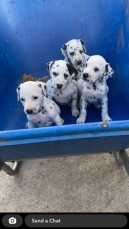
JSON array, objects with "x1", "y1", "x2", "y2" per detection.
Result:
[
  {"x1": 33, "y1": 96, "x2": 38, "y2": 100},
  {"x1": 20, "y1": 98, "x2": 25, "y2": 102},
  {"x1": 79, "y1": 50, "x2": 83, "y2": 54},
  {"x1": 64, "y1": 73, "x2": 69, "y2": 79},
  {"x1": 53, "y1": 72, "x2": 59, "y2": 76},
  {"x1": 70, "y1": 52, "x2": 74, "y2": 56},
  {"x1": 94, "y1": 67, "x2": 99, "y2": 72}
]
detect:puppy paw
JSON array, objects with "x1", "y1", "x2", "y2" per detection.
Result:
[
  {"x1": 26, "y1": 122, "x2": 29, "y2": 129},
  {"x1": 60, "y1": 118, "x2": 64, "y2": 125},
  {"x1": 76, "y1": 116, "x2": 85, "y2": 124},
  {"x1": 26, "y1": 122, "x2": 33, "y2": 129},
  {"x1": 44, "y1": 121, "x2": 53, "y2": 126},
  {"x1": 102, "y1": 115, "x2": 112, "y2": 122},
  {"x1": 72, "y1": 108, "x2": 79, "y2": 117},
  {"x1": 57, "y1": 118, "x2": 64, "y2": 126}
]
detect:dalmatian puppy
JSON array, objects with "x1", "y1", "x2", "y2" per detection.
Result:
[
  {"x1": 77, "y1": 55, "x2": 114, "y2": 124},
  {"x1": 61, "y1": 39, "x2": 89, "y2": 80},
  {"x1": 46, "y1": 60, "x2": 79, "y2": 117},
  {"x1": 16, "y1": 81, "x2": 64, "y2": 128}
]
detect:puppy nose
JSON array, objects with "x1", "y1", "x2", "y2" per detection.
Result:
[
  {"x1": 83, "y1": 73, "x2": 89, "y2": 79},
  {"x1": 77, "y1": 60, "x2": 82, "y2": 65},
  {"x1": 26, "y1": 109, "x2": 33, "y2": 114},
  {"x1": 57, "y1": 84, "x2": 62, "y2": 89}
]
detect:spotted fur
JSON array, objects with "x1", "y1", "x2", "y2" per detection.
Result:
[
  {"x1": 46, "y1": 60, "x2": 79, "y2": 117},
  {"x1": 77, "y1": 55, "x2": 114, "y2": 124},
  {"x1": 61, "y1": 39, "x2": 89, "y2": 80},
  {"x1": 16, "y1": 81, "x2": 64, "y2": 128}
]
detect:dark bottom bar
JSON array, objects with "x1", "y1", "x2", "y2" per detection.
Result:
[
  {"x1": 1, "y1": 214, "x2": 128, "y2": 228},
  {"x1": 25, "y1": 214, "x2": 127, "y2": 228}
]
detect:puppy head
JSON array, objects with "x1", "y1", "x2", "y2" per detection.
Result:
[
  {"x1": 16, "y1": 81, "x2": 45, "y2": 115},
  {"x1": 61, "y1": 39, "x2": 86, "y2": 69},
  {"x1": 46, "y1": 60, "x2": 77, "y2": 90},
  {"x1": 82, "y1": 55, "x2": 114, "y2": 83}
]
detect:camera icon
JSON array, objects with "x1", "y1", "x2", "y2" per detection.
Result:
[{"x1": 8, "y1": 217, "x2": 17, "y2": 225}]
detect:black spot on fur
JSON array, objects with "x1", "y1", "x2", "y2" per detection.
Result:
[
  {"x1": 80, "y1": 39, "x2": 86, "y2": 52},
  {"x1": 62, "y1": 44, "x2": 67, "y2": 51},
  {"x1": 80, "y1": 39, "x2": 84, "y2": 46},
  {"x1": 46, "y1": 61, "x2": 55, "y2": 71},
  {"x1": 38, "y1": 84, "x2": 42, "y2": 88},
  {"x1": 18, "y1": 87, "x2": 20, "y2": 90},
  {"x1": 66, "y1": 63, "x2": 78, "y2": 76},
  {"x1": 105, "y1": 64, "x2": 109, "y2": 73},
  {"x1": 92, "y1": 83, "x2": 96, "y2": 90}
]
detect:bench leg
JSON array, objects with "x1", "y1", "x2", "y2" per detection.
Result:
[
  {"x1": 0, "y1": 161, "x2": 21, "y2": 176},
  {"x1": 111, "y1": 150, "x2": 129, "y2": 175},
  {"x1": 118, "y1": 150, "x2": 129, "y2": 175},
  {"x1": 111, "y1": 151, "x2": 123, "y2": 166}
]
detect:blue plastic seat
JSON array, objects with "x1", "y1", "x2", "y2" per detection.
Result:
[{"x1": 0, "y1": 0, "x2": 129, "y2": 164}]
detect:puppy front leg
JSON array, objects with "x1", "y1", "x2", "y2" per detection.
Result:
[
  {"x1": 51, "y1": 113, "x2": 64, "y2": 126},
  {"x1": 26, "y1": 121, "x2": 35, "y2": 129},
  {"x1": 101, "y1": 96, "x2": 112, "y2": 122},
  {"x1": 71, "y1": 91, "x2": 79, "y2": 117},
  {"x1": 76, "y1": 96, "x2": 87, "y2": 124}
]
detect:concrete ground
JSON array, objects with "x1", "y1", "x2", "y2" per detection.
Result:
[{"x1": 0, "y1": 151, "x2": 129, "y2": 212}]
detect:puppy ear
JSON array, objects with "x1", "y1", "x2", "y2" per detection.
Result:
[
  {"x1": 37, "y1": 82, "x2": 47, "y2": 96},
  {"x1": 105, "y1": 63, "x2": 114, "y2": 79},
  {"x1": 66, "y1": 63, "x2": 78, "y2": 77},
  {"x1": 16, "y1": 85, "x2": 21, "y2": 101},
  {"x1": 46, "y1": 61, "x2": 55, "y2": 72},
  {"x1": 79, "y1": 39, "x2": 86, "y2": 53},
  {"x1": 60, "y1": 44, "x2": 67, "y2": 57}
]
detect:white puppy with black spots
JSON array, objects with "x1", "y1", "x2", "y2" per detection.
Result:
[
  {"x1": 77, "y1": 55, "x2": 114, "y2": 124},
  {"x1": 46, "y1": 60, "x2": 79, "y2": 117},
  {"x1": 16, "y1": 81, "x2": 64, "y2": 128},
  {"x1": 61, "y1": 39, "x2": 89, "y2": 80}
]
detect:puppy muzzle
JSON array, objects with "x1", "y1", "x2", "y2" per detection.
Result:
[
  {"x1": 82, "y1": 73, "x2": 90, "y2": 82},
  {"x1": 26, "y1": 108, "x2": 41, "y2": 115},
  {"x1": 76, "y1": 60, "x2": 82, "y2": 66},
  {"x1": 26, "y1": 109, "x2": 33, "y2": 115},
  {"x1": 55, "y1": 81, "x2": 68, "y2": 90},
  {"x1": 57, "y1": 84, "x2": 63, "y2": 89}
]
